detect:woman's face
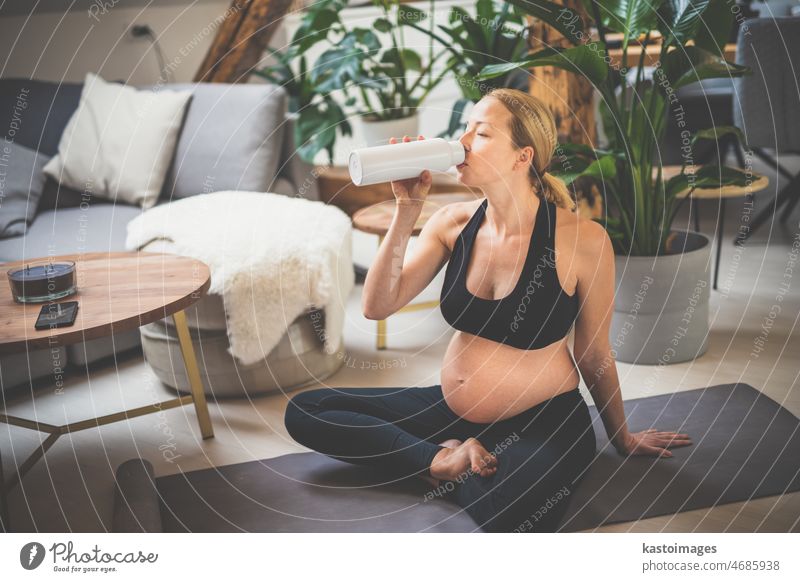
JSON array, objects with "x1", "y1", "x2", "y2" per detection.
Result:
[{"x1": 456, "y1": 97, "x2": 533, "y2": 189}]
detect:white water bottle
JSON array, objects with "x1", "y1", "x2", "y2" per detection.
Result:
[{"x1": 348, "y1": 138, "x2": 465, "y2": 186}]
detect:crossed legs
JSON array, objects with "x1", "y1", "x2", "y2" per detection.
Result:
[{"x1": 284, "y1": 384, "x2": 596, "y2": 532}]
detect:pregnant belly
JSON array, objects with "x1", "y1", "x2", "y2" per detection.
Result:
[{"x1": 441, "y1": 330, "x2": 581, "y2": 423}]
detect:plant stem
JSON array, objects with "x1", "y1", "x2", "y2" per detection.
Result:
[
  {"x1": 428, "y1": 0, "x2": 434, "y2": 88},
  {"x1": 385, "y1": 2, "x2": 408, "y2": 114}
]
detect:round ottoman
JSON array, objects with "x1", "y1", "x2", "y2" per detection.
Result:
[{"x1": 140, "y1": 292, "x2": 344, "y2": 398}]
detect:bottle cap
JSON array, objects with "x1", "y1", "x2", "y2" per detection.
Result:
[{"x1": 348, "y1": 151, "x2": 363, "y2": 185}]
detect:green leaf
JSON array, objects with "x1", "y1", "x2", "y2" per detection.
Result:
[
  {"x1": 505, "y1": 0, "x2": 588, "y2": 46},
  {"x1": 449, "y1": 6, "x2": 489, "y2": 54},
  {"x1": 551, "y1": 154, "x2": 592, "y2": 185},
  {"x1": 691, "y1": 125, "x2": 749, "y2": 149},
  {"x1": 312, "y1": 45, "x2": 362, "y2": 92},
  {"x1": 691, "y1": 164, "x2": 751, "y2": 189},
  {"x1": 292, "y1": 7, "x2": 340, "y2": 56},
  {"x1": 665, "y1": 172, "x2": 690, "y2": 198},
  {"x1": 382, "y1": 48, "x2": 423, "y2": 72},
  {"x1": 296, "y1": 100, "x2": 344, "y2": 164},
  {"x1": 439, "y1": 98, "x2": 471, "y2": 138},
  {"x1": 693, "y1": 0, "x2": 735, "y2": 55},
  {"x1": 592, "y1": 0, "x2": 663, "y2": 52},
  {"x1": 658, "y1": 0, "x2": 711, "y2": 47},
  {"x1": 373, "y1": 17, "x2": 392, "y2": 33},
  {"x1": 559, "y1": 141, "x2": 619, "y2": 159},
  {"x1": 350, "y1": 28, "x2": 381, "y2": 53},
  {"x1": 398, "y1": 4, "x2": 427, "y2": 26},
  {"x1": 476, "y1": 44, "x2": 609, "y2": 87},
  {"x1": 583, "y1": 155, "x2": 618, "y2": 182},
  {"x1": 661, "y1": 46, "x2": 749, "y2": 90},
  {"x1": 476, "y1": 0, "x2": 495, "y2": 24},
  {"x1": 666, "y1": 164, "x2": 752, "y2": 197}
]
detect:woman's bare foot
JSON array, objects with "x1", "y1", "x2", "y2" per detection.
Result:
[
  {"x1": 417, "y1": 439, "x2": 463, "y2": 488},
  {"x1": 430, "y1": 437, "x2": 498, "y2": 482}
]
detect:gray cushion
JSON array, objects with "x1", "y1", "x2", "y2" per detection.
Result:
[
  {"x1": 0, "y1": 203, "x2": 141, "y2": 262},
  {"x1": 0, "y1": 142, "x2": 51, "y2": 238},
  {"x1": 0, "y1": 78, "x2": 86, "y2": 212},
  {"x1": 0, "y1": 78, "x2": 82, "y2": 156},
  {"x1": 153, "y1": 83, "x2": 288, "y2": 200}
]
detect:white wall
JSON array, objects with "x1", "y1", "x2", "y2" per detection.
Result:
[{"x1": 0, "y1": 0, "x2": 234, "y2": 85}]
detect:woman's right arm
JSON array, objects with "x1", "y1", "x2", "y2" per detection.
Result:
[
  {"x1": 361, "y1": 200, "x2": 452, "y2": 320},
  {"x1": 361, "y1": 134, "x2": 452, "y2": 320}
]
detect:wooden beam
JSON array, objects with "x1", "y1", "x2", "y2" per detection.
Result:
[
  {"x1": 527, "y1": 1, "x2": 601, "y2": 218},
  {"x1": 194, "y1": 0, "x2": 294, "y2": 83},
  {"x1": 527, "y1": 0, "x2": 596, "y2": 147}
]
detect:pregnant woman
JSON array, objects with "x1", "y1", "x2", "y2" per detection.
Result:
[{"x1": 285, "y1": 88, "x2": 692, "y2": 532}]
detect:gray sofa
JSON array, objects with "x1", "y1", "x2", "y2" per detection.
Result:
[{"x1": 0, "y1": 78, "x2": 343, "y2": 396}]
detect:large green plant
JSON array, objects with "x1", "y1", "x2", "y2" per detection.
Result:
[
  {"x1": 257, "y1": 0, "x2": 448, "y2": 164},
  {"x1": 477, "y1": 0, "x2": 752, "y2": 256}
]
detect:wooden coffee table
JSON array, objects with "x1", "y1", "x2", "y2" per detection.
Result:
[
  {"x1": 352, "y1": 193, "x2": 481, "y2": 350},
  {"x1": 0, "y1": 251, "x2": 214, "y2": 530}
]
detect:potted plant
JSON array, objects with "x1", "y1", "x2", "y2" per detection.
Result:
[
  {"x1": 259, "y1": 0, "x2": 451, "y2": 159},
  {"x1": 406, "y1": 0, "x2": 532, "y2": 138},
  {"x1": 256, "y1": 0, "x2": 353, "y2": 164},
  {"x1": 312, "y1": 0, "x2": 450, "y2": 145},
  {"x1": 477, "y1": 0, "x2": 752, "y2": 364}
]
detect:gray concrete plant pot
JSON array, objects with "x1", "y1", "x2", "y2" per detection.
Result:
[{"x1": 610, "y1": 230, "x2": 711, "y2": 365}]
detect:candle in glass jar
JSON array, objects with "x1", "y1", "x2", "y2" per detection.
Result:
[{"x1": 7, "y1": 260, "x2": 77, "y2": 303}]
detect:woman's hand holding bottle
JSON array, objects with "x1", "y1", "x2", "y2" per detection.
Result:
[{"x1": 389, "y1": 135, "x2": 432, "y2": 206}]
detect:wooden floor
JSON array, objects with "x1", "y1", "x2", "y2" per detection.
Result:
[{"x1": 2, "y1": 155, "x2": 799, "y2": 533}]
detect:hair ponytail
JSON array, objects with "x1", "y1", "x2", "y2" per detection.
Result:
[
  {"x1": 486, "y1": 88, "x2": 577, "y2": 212},
  {"x1": 536, "y1": 170, "x2": 576, "y2": 211}
]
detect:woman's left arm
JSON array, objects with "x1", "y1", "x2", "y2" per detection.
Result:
[{"x1": 571, "y1": 221, "x2": 692, "y2": 458}]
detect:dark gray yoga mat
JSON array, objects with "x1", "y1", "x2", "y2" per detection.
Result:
[
  {"x1": 115, "y1": 453, "x2": 479, "y2": 532},
  {"x1": 113, "y1": 383, "x2": 800, "y2": 532},
  {"x1": 559, "y1": 382, "x2": 800, "y2": 531}
]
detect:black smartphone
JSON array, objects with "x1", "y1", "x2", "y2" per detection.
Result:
[{"x1": 34, "y1": 301, "x2": 79, "y2": 330}]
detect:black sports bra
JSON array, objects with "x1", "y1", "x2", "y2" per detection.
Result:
[{"x1": 440, "y1": 197, "x2": 579, "y2": 350}]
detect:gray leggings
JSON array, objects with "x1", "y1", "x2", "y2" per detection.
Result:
[{"x1": 284, "y1": 384, "x2": 596, "y2": 532}]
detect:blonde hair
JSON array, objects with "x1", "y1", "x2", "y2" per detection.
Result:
[{"x1": 485, "y1": 88, "x2": 576, "y2": 211}]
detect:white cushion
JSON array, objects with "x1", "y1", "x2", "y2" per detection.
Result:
[{"x1": 43, "y1": 72, "x2": 191, "y2": 209}]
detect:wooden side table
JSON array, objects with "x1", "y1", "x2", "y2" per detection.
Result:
[
  {"x1": 0, "y1": 251, "x2": 214, "y2": 531},
  {"x1": 352, "y1": 193, "x2": 481, "y2": 350},
  {"x1": 659, "y1": 165, "x2": 770, "y2": 290}
]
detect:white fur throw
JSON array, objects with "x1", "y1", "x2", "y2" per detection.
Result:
[{"x1": 125, "y1": 191, "x2": 354, "y2": 365}]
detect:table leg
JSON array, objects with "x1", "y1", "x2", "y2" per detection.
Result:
[
  {"x1": 375, "y1": 234, "x2": 387, "y2": 350},
  {"x1": 377, "y1": 318, "x2": 387, "y2": 350},
  {"x1": 0, "y1": 444, "x2": 7, "y2": 532},
  {"x1": 171, "y1": 310, "x2": 214, "y2": 439},
  {"x1": 714, "y1": 199, "x2": 725, "y2": 291}
]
